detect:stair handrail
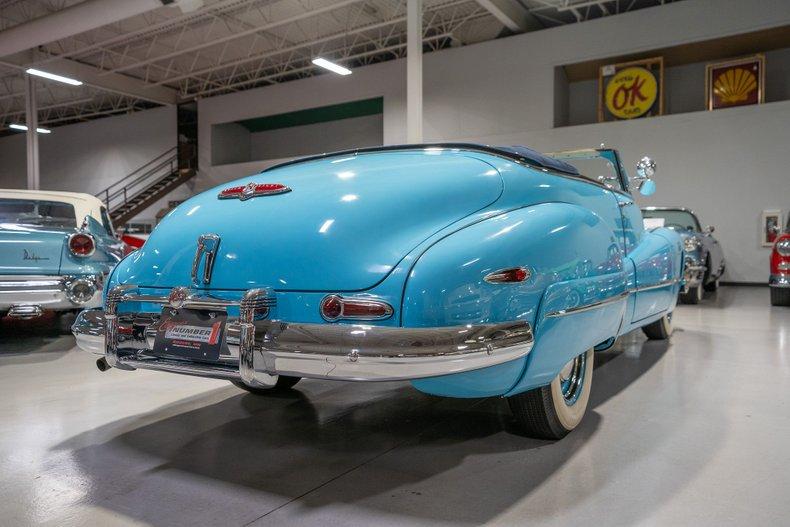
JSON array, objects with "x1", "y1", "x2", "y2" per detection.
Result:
[{"x1": 96, "y1": 146, "x2": 178, "y2": 215}]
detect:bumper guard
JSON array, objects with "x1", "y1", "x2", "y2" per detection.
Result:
[{"x1": 73, "y1": 286, "x2": 534, "y2": 385}]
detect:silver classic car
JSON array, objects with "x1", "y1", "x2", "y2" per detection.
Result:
[{"x1": 642, "y1": 207, "x2": 725, "y2": 304}]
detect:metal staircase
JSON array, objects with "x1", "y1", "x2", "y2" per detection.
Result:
[{"x1": 97, "y1": 147, "x2": 196, "y2": 225}]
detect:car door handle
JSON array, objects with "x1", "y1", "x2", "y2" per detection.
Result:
[{"x1": 618, "y1": 200, "x2": 634, "y2": 207}]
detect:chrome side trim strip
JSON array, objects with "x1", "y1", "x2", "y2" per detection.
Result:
[
  {"x1": 631, "y1": 278, "x2": 679, "y2": 293},
  {"x1": 545, "y1": 291, "x2": 628, "y2": 318},
  {"x1": 545, "y1": 278, "x2": 679, "y2": 318}
]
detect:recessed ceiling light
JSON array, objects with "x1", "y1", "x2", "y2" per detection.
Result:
[
  {"x1": 311, "y1": 58, "x2": 352, "y2": 76},
  {"x1": 8, "y1": 123, "x2": 51, "y2": 134},
  {"x1": 25, "y1": 68, "x2": 83, "y2": 86}
]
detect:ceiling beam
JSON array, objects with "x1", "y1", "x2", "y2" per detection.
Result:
[
  {"x1": 0, "y1": 0, "x2": 167, "y2": 59},
  {"x1": 475, "y1": 0, "x2": 542, "y2": 32},
  {"x1": 0, "y1": 53, "x2": 178, "y2": 105}
]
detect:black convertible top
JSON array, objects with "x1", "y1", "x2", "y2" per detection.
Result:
[{"x1": 264, "y1": 143, "x2": 581, "y2": 176}]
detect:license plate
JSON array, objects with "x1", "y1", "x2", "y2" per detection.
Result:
[{"x1": 153, "y1": 308, "x2": 228, "y2": 361}]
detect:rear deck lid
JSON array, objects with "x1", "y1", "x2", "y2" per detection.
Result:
[{"x1": 116, "y1": 151, "x2": 503, "y2": 291}]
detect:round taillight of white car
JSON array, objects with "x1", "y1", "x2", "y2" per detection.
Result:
[{"x1": 68, "y1": 232, "x2": 95, "y2": 257}]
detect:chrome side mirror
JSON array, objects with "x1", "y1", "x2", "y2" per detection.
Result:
[{"x1": 633, "y1": 156, "x2": 657, "y2": 196}]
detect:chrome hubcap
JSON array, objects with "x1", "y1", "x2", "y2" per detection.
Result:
[{"x1": 559, "y1": 352, "x2": 587, "y2": 406}]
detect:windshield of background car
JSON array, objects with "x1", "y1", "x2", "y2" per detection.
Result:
[
  {"x1": 0, "y1": 198, "x2": 76, "y2": 229},
  {"x1": 642, "y1": 209, "x2": 701, "y2": 232},
  {"x1": 549, "y1": 150, "x2": 625, "y2": 192}
]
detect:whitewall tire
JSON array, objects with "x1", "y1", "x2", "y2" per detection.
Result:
[
  {"x1": 508, "y1": 348, "x2": 594, "y2": 440},
  {"x1": 680, "y1": 283, "x2": 703, "y2": 304},
  {"x1": 641, "y1": 311, "x2": 673, "y2": 340}
]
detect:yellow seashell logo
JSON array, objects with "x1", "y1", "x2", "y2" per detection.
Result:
[{"x1": 713, "y1": 67, "x2": 757, "y2": 104}]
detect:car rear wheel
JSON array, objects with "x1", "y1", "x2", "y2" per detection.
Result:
[
  {"x1": 770, "y1": 287, "x2": 790, "y2": 306},
  {"x1": 508, "y1": 348, "x2": 593, "y2": 440},
  {"x1": 641, "y1": 311, "x2": 673, "y2": 340},
  {"x1": 231, "y1": 375, "x2": 301, "y2": 394},
  {"x1": 679, "y1": 283, "x2": 703, "y2": 304},
  {"x1": 54, "y1": 310, "x2": 78, "y2": 335},
  {"x1": 703, "y1": 278, "x2": 719, "y2": 292}
]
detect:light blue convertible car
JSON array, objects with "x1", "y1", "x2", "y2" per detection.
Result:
[{"x1": 73, "y1": 144, "x2": 682, "y2": 439}]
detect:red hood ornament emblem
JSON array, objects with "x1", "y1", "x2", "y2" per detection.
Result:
[{"x1": 218, "y1": 182, "x2": 291, "y2": 200}]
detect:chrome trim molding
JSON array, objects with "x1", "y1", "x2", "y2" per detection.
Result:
[
  {"x1": 191, "y1": 233, "x2": 221, "y2": 286},
  {"x1": 545, "y1": 291, "x2": 628, "y2": 318},
  {"x1": 631, "y1": 278, "x2": 680, "y2": 293},
  {"x1": 319, "y1": 294, "x2": 394, "y2": 322},
  {"x1": 769, "y1": 274, "x2": 790, "y2": 289},
  {"x1": 8, "y1": 304, "x2": 44, "y2": 319},
  {"x1": 73, "y1": 285, "x2": 535, "y2": 383},
  {"x1": 544, "y1": 278, "x2": 679, "y2": 319},
  {"x1": 0, "y1": 274, "x2": 102, "y2": 311}
]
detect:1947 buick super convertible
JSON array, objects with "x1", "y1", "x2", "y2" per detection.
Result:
[{"x1": 73, "y1": 144, "x2": 682, "y2": 439}]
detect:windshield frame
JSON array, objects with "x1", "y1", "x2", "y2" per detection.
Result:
[
  {"x1": 641, "y1": 207, "x2": 702, "y2": 232},
  {"x1": 547, "y1": 148, "x2": 630, "y2": 194}
]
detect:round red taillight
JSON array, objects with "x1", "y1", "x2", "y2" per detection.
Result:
[
  {"x1": 320, "y1": 295, "x2": 344, "y2": 320},
  {"x1": 68, "y1": 232, "x2": 95, "y2": 257},
  {"x1": 320, "y1": 295, "x2": 393, "y2": 321}
]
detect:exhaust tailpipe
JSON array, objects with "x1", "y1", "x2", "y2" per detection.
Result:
[{"x1": 96, "y1": 357, "x2": 111, "y2": 372}]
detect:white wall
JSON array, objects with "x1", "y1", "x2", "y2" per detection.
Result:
[
  {"x1": 0, "y1": 105, "x2": 185, "y2": 224},
  {"x1": 0, "y1": 105, "x2": 175, "y2": 191}
]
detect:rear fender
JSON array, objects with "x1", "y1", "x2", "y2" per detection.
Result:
[{"x1": 401, "y1": 203, "x2": 626, "y2": 398}]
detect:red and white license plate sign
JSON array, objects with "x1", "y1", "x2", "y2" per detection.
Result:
[{"x1": 153, "y1": 308, "x2": 227, "y2": 361}]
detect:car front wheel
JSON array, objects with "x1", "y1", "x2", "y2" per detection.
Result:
[
  {"x1": 508, "y1": 348, "x2": 593, "y2": 440},
  {"x1": 771, "y1": 287, "x2": 790, "y2": 306},
  {"x1": 231, "y1": 375, "x2": 301, "y2": 394},
  {"x1": 679, "y1": 283, "x2": 703, "y2": 304}
]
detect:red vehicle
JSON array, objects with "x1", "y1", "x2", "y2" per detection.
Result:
[
  {"x1": 121, "y1": 233, "x2": 147, "y2": 251},
  {"x1": 770, "y1": 219, "x2": 790, "y2": 306}
]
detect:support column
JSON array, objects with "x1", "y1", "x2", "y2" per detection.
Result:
[
  {"x1": 406, "y1": 0, "x2": 422, "y2": 143},
  {"x1": 24, "y1": 74, "x2": 40, "y2": 190}
]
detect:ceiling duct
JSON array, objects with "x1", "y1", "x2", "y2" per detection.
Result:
[{"x1": 0, "y1": 0, "x2": 176, "y2": 59}]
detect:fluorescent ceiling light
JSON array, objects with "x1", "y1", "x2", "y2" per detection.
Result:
[
  {"x1": 25, "y1": 68, "x2": 83, "y2": 86},
  {"x1": 8, "y1": 123, "x2": 51, "y2": 134},
  {"x1": 311, "y1": 58, "x2": 352, "y2": 76}
]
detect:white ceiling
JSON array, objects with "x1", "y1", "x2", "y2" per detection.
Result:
[{"x1": 0, "y1": 0, "x2": 679, "y2": 130}]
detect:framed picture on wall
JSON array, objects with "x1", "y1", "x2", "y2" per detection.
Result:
[
  {"x1": 761, "y1": 209, "x2": 782, "y2": 247},
  {"x1": 706, "y1": 54, "x2": 765, "y2": 111},
  {"x1": 598, "y1": 56, "x2": 664, "y2": 122}
]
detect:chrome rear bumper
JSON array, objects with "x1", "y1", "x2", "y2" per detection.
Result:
[
  {"x1": 682, "y1": 259, "x2": 706, "y2": 291},
  {"x1": 0, "y1": 274, "x2": 102, "y2": 316},
  {"x1": 72, "y1": 286, "x2": 534, "y2": 385},
  {"x1": 769, "y1": 274, "x2": 790, "y2": 289}
]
